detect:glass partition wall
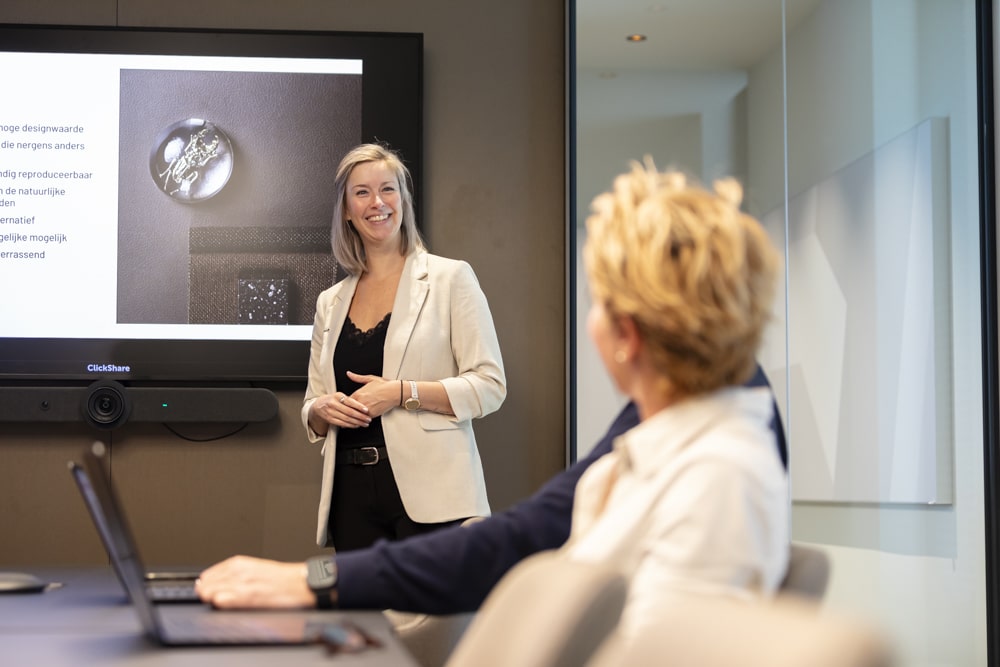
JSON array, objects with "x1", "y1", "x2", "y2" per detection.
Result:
[{"x1": 573, "y1": 1, "x2": 988, "y2": 664}]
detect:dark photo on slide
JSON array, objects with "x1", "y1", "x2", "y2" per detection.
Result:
[{"x1": 116, "y1": 68, "x2": 361, "y2": 326}]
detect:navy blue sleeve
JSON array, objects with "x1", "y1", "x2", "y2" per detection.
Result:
[
  {"x1": 335, "y1": 363, "x2": 784, "y2": 614},
  {"x1": 745, "y1": 365, "x2": 787, "y2": 469},
  {"x1": 335, "y1": 402, "x2": 640, "y2": 613}
]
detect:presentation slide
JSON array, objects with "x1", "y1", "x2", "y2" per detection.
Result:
[{"x1": 0, "y1": 51, "x2": 362, "y2": 343}]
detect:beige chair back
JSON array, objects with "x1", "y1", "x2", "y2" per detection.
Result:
[
  {"x1": 781, "y1": 542, "x2": 832, "y2": 599},
  {"x1": 384, "y1": 609, "x2": 475, "y2": 667},
  {"x1": 590, "y1": 593, "x2": 894, "y2": 667},
  {"x1": 384, "y1": 517, "x2": 486, "y2": 667},
  {"x1": 445, "y1": 550, "x2": 627, "y2": 667}
]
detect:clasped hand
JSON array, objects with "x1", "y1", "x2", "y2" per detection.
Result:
[{"x1": 315, "y1": 371, "x2": 398, "y2": 429}]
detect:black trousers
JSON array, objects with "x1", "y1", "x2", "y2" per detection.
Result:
[{"x1": 328, "y1": 457, "x2": 465, "y2": 552}]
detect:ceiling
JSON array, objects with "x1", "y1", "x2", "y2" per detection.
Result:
[{"x1": 575, "y1": 0, "x2": 823, "y2": 72}]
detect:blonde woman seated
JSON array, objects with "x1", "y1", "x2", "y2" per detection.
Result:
[{"x1": 569, "y1": 159, "x2": 788, "y2": 643}]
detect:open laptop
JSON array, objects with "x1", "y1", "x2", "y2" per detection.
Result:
[
  {"x1": 69, "y1": 458, "x2": 200, "y2": 603},
  {"x1": 70, "y1": 441, "x2": 342, "y2": 646}
]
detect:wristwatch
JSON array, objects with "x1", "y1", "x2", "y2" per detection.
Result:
[
  {"x1": 306, "y1": 555, "x2": 338, "y2": 609},
  {"x1": 403, "y1": 380, "x2": 421, "y2": 411}
]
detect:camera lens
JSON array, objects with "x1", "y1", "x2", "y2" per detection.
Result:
[
  {"x1": 95, "y1": 395, "x2": 116, "y2": 416},
  {"x1": 83, "y1": 381, "x2": 131, "y2": 429},
  {"x1": 88, "y1": 389, "x2": 123, "y2": 423}
]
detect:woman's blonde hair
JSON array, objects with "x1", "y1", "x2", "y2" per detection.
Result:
[
  {"x1": 583, "y1": 158, "x2": 778, "y2": 395},
  {"x1": 330, "y1": 143, "x2": 425, "y2": 275}
]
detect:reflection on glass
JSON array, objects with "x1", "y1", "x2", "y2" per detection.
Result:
[{"x1": 574, "y1": 1, "x2": 985, "y2": 664}]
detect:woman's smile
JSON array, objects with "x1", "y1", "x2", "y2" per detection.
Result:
[{"x1": 345, "y1": 161, "x2": 403, "y2": 245}]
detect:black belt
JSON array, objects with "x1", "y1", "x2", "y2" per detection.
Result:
[{"x1": 336, "y1": 446, "x2": 388, "y2": 466}]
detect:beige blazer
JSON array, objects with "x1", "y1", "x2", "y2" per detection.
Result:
[{"x1": 302, "y1": 250, "x2": 506, "y2": 546}]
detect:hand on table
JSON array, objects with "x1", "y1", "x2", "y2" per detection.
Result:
[{"x1": 195, "y1": 555, "x2": 313, "y2": 610}]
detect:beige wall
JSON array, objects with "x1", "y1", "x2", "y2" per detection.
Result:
[{"x1": 0, "y1": 0, "x2": 566, "y2": 567}]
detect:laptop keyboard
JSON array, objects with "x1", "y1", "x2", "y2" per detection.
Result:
[{"x1": 148, "y1": 582, "x2": 198, "y2": 602}]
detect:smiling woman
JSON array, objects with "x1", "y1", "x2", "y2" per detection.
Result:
[
  {"x1": 343, "y1": 162, "x2": 406, "y2": 264},
  {"x1": 301, "y1": 142, "x2": 507, "y2": 552}
]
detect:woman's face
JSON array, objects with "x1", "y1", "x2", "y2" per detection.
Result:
[
  {"x1": 344, "y1": 161, "x2": 403, "y2": 249},
  {"x1": 587, "y1": 296, "x2": 629, "y2": 395}
]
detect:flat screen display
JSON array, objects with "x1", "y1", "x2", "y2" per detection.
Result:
[{"x1": 0, "y1": 24, "x2": 422, "y2": 383}]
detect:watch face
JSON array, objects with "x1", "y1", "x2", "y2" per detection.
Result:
[
  {"x1": 404, "y1": 397, "x2": 420, "y2": 411},
  {"x1": 307, "y1": 556, "x2": 337, "y2": 589}
]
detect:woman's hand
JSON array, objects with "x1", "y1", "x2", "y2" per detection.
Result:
[
  {"x1": 343, "y1": 371, "x2": 401, "y2": 418},
  {"x1": 309, "y1": 389, "x2": 372, "y2": 432}
]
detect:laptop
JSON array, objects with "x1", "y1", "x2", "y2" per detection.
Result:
[
  {"x1": 69, "y1": 458, "x2": 200, "y2": 603},
  {"x1": 70, "y1": 441, "x2": 349, "y2": 646}
]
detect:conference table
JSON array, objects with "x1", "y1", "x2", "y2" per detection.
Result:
[{"x1": 0, "y1": 567, "x2": 420, "y2": 666}]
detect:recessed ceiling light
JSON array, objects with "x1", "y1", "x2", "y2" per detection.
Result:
[{"x1": 626, "y1": 34, "x2": 647, "y2": 43}]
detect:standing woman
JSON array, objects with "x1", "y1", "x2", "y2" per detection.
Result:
[{"x1": 304, "y1": 143, "x2": 506, "y2": 552}]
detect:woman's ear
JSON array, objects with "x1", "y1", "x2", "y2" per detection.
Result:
[{"x1": 614, "y1": 315, "x2": 642, "y2": 364}]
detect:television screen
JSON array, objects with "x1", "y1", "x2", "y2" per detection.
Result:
[{"x1": 0, "y1": 24, "x2": 422, "y2": 384}]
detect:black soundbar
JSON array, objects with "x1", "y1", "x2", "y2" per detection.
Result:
[{"x1": 0, "y1": 381, "x2": 279, "y2": 428}]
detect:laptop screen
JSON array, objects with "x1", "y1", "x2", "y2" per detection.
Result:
[{"x1": 74, "y1": 441, "x2": 165, "y2": 639}]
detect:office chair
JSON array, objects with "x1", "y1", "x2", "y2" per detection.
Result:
[
  {"x1": 588, "y1": 592, "x2": 893, "y2": 667},
  {"x1": 781, "y1": 542, "x2": 832, "y2": 600},
  {"x1": 444, "y1": 550, "x2": 627, "y2": 667},
  {"x1": 384, "y1": 517, "x2": 485, "y2": 667}
]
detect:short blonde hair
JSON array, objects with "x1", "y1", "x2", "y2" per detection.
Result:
[
  {"x1": 583, "y1": 159, "x2": 778, "y2": 395},
  {"x1": 330, "y1": 143, "x2": 425, "y2": 275}
]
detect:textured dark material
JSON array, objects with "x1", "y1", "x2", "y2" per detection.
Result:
[
  {"x1": 189, "y1": 225, "x2": 331, "y2": 253},
  {"x1": 188, "y1": 226, "x2": 339, "y2": 325}
]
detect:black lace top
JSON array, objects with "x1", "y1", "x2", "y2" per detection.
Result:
[{"x1": 332, "y1": 312, "x2": 390, "y2": 450}]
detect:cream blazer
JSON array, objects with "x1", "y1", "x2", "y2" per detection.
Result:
[{"x1": 302, "y1": 250, "x2": 506, "y2": 546}]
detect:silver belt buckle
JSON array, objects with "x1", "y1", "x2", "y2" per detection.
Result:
[{"x1": 358, "y1": 446, "x2": 380, "y2": 465}]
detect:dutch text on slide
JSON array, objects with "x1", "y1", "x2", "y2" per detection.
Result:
[{"x1": 0, "y1": 121, "x2": 92, "y2": 261}]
